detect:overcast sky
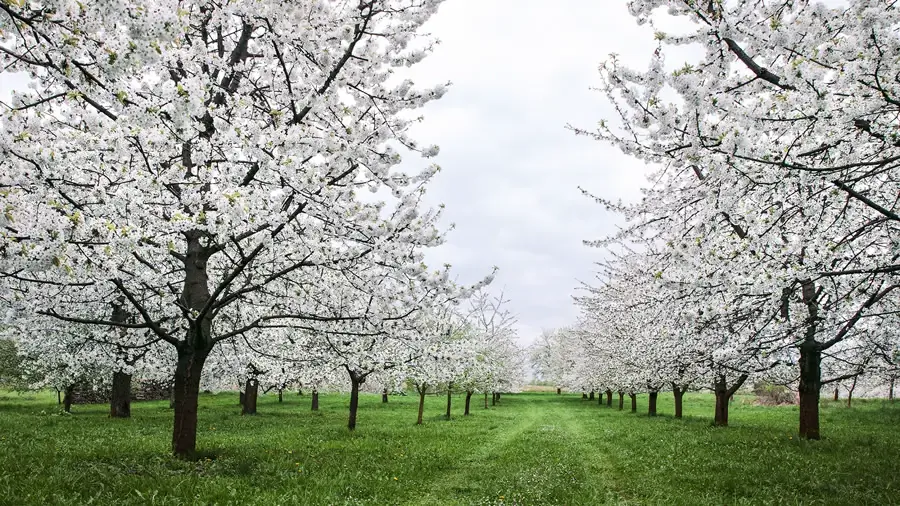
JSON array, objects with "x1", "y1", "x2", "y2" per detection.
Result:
[
  {"x1": 0, "y1": 1, "x2": 686, "y2": 346},
  {"x1": 397, "y1": 1, "x2": 679, "y2": 345}
]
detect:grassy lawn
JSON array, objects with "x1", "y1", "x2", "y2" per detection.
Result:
[{"x1": 0, "y1": 390, "x2": 898, "y2": 505}]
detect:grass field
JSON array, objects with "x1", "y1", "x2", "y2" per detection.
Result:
[{"x1": 0, "y1": 390, "x2": 898, "y2": 505}]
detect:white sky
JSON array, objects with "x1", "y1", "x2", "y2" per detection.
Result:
[{"x1": 0, "y1": 1, "x2": 693, "y2": 346}]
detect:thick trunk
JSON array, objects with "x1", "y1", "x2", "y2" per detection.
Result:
[
  {"x1": 833, "y1": 387, "x2": 839, "y2": 401},
  {"x1": 311, "y1": 389, "x2": 319, "y2": 411},
  {"x1": 589, "y1": 390, "x2": 595, "y2": 401},
  {"x1": 445, "y1": 383, "x2": 452, "y2": 420},
  {"x1": 242, "y1": 378, "x2": 258, "y2": 415},
  {"x1": 382, "y1": 388, "x2": 389, "y2": 403},
  {"x1": 798, "y1": 342, "x2": 822, "y2": 439},
  {"x1": 629, "y1": 393, "x2": 637, "y2": 413},
  {"x1": 648, "y1": 391, "x2": 658, "y2": 417},
  {"x1": 172, "y1": 347, "x2": 209, "y2": 458},
  {"x1": 464, "y1": 391, "x2": 472, "y2": 416},
  {"x1": 492, "y1": 392, "x2": 497, "y2": 406},
  {"x1": 417, "y1": 387, "x2": 426, "y2": 425},
  {"x1": 63, "y1": 384, "x2": 75, "y2": 413},
  {"x1": 618, "y1": 391, "x2": 624, "y2": 411},
  {"x1": 110, "y1": 371, "x2": 132, "y2": 418},
  {"x1": 673, "y1": 383, "x2": 685, "y2": 419},
  {"x1": 606, "y1": 389, "x2": 612, "y2": 407},
  {"x1": 557, "y1": 387, "x2": 561, "y2": 395},
  {"x1": 598, "y1": 391, "x2": 603, "y2": 404},
  {"x1": 348, "y1": 375, "x2": 361, "y2": 431},
  {"x1": 713, "y1": 374, "x2": 747, "y2": 427}
]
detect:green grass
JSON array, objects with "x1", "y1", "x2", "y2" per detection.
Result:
[{"x1": 0, "y1": 390, "x2": 898, "y2": 505}]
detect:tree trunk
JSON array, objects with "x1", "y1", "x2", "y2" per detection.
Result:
[
  {"x1": 890, "y1": 378, "x2": 895, "y2": 402},
  {"x1": 648, "y1": 391, "x2": 658, "y2": 417},
  {"x1": 484, "y1": 392, "x2": 488, "y2": 409},
  {"x1": 171, "y1": 347, "x2": 209, "y2": 458},
  {"x1": 557, "y1": 387, "x2": 561, "y2": 395},
  {"x1": 673, "y1": 383, "x2": 685, "y2": 419},
  {"x1": 582, "y1": 392, "x2": 587, "y2": 400},
  {"x1": 168, "y1": 383, "x2": 175, "y2": 409},
  {"x1": 239, "y1": 390, "x2": 245, "y2": 407},
  {"x1": 348, "y1": 373, "x2": 363, "y2": 431},
  {"x1": 278, "y1": 389, "x2": 283, "y2": 403},
  {"x1": 713, "y1": 374, "x2": 748, "y2": 427},
  {"x1": 833, "y1": 387, "x2": 839, "y2": 401},
  {"x1": 589, "y1": 390, "x2": 595, "y2": 401},
  {"x1": 110, "y1": 371, "x2": 132, "y2": 418},
  {"x1": 464, "y1": 391, "x2": 472, "y2": 416},
  {"x1": 606, "y1": 389, "x2": 612, "y2": 407},
  {"x1": 417, "y1": 386, "x2": 426, "y2": 425},
  {"x1": 311, "y1": 389, "x2": 319, "y2": 411},
  {"x1": 846, "y1": 376, "x2": 857, "y2": 408},
  {"x1": 618, "y1": 391, "x2": 624, "y2": 411},
  {"x1": 629, "y1": 393, "x2": 637, "y2": 413},
  {"x1": 492, "y1": 392, "x2": 497, "y2": 406},
  {"x1": 382, "y1": 388, "x2": 388, "y2": 403},
  {"x1": 242, "y1": 378, "x2": 258, "y2": 415},
  {"x1": 445, "y1": 383, "x2": 452, "y2": 420},
  {"x1": 598, "y1": 391, "x2": 603, "y2": 404},
  {"x1": 63, "y1": 384, "x2": 75, "y2": 413},
  {"x1": 798, "y1": 342, "x2": 822, "y2": 439},
  {"x1": 56, "y1": 389, "x2": 61, "y2": 405}
]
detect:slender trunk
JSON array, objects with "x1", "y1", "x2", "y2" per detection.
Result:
[
  {"x1": 464, "y1": 391, "x2": 472, "y2": 416},
  {"x1": 416, "y1": 386, "x2": 426, "y2": 425},
  {"x1": 798, "y1": 342, "x2": 822, "y2": 439},
  {"x1": 606, "y1": 389, "x2": 612, "y2": 407},
  {"x1": 589, "y1": 390, "x2": 595, "y2": 400},
  {"x1": 242, "y1": 378, "x2": 258, "y2": 415},
  {"x1": 348, "y1": 373, "x2": 362, "y2": 431},
  {"x1": 239, "y1": 390, "x2": 245, "y2": 407},
  {"x1": 648, "y1": 391, "x2": 658, "y2": 417},
  {"x1": 629, "y1": 393, "x2": 637, "y2": 413},
  {"x1": 618, "y1": 391, "x2": 624, "y2": 411},
  {"x1": 846, "y1": 376, "x2": 857, "y2": 408},
  {"x1": 171, "y1": 347, "x2": 209, "y2": 458},
  {"x1": 382, "y1": 388, "x2": 388, "y2": 403},
  {"x1": 833, "y1": 387, "x2": 839, "y2": 402},
  {"x1": 492, "y1": 392, "x2": 497, "y2": 406},
  {"x1": 484, "y1": 392, "x2": 488, "y2": 409},
  {"x1": 598, "y1": 391, "x2": 603, "y2": 404},
  {"x1": 890, "y1": 378, "x2": 895, "y2": 402},
  {"x1": 673, "y1": 383, "x2": 685, "y2": 419},
  {"x1": 311, "y1": 389, "x2": 319, "y2": 411},
  {"x1": 56, "y1": 389, "x2": 61, "y2": 405},
  {"x1": 556, "y1": 387, "x2": 561, "y2": 395},
  {"x1": 110, "y1": 371, "x2": 132, "y2": 418},
  {"x1": 63, "y1": 384, "x2": 75, "y2": 413},
  {"x1": 445, "y1": 383, "x2": 452, "y2": 420},
  {"x1": 278, "y1": 389, "x2": 283, "y2": 403}
]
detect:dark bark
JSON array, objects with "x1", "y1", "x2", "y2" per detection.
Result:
[
  {"x1": 56, "y1": 389, "x2": 61, "y2": 405},
  {"x1": 416, "y1": 386, "x2": 426, "y2": 425},
  {"x1": 598, "y1": 391, "x2": 603, "y2": 404},
  {"x1": 311, "y1": 389, "x2": 319, "y2": 411},
  {"x1": 833, "y1": 387, "x2": 839, "y2": 401},
  {"x1": 890, "y1": 378, "x2": 895, "y2": 402},
  {"x1": 382, "y1": 388, "x2": 388, "y2": 403},
  {"x1": 242, "y1": 378, "x2": 258, "y2": 415},
  {"x1": 846, "y1": 376, "x2": 857, "y2": 408},
  {"x1": 239, "y1": 390, "x2": 245, "y2": 406},
  {"x1": 557, "y1": 387, "x2": 561, "y2": 395},
  {"x1": 168, "y1": 383, "x2": 175, "y2": 409},
  {"x1": 713, "y1": 374, "x2": 748, "y2": 427},
  {"x1": 63, "y1": 384, "x2": 75, "y2": 413},
  {"x1": 445, "y1": 383, "x2": 452, "y2": 420},
  {"x1": 348, "y1": 371, "x2": 365, "y2": 430},
  {"x1": 589, "y1": 390, "x2": 595, "y2": 401},
  {"x1": 110, "y1": 371, "x2": 132, "y2": 418},
  {"x1": 606, "y1": 389, "x2": 613, "y2": 407},
  {"x1": 278, "y1": 389, "x2": 283, "y2": 403},
  {"x1": 484, "y1": 392, "x2": 489, "y2": 409},
  {"x1": 464, "y1": 391, "x2": 473, "y2": 416},
  {"x1": 672, "y1": 383, "x2": 685, "y2": 419},
  {"x1": 582, "y1": 392, "x2": 587, "y2": 400},
  {"x1": 172, "y1": 346, "x2": 209, "y2": 458},
  {"x1": 648, "y1": 391, "x2": 658, "y2": 417},
  {"x1": 492, "y1": 392, "x2": 497, "y2": 406},
  {"x1": 618, "y1": 391, "x2": 624, "y2": 411},
  {"x1": 798, "y1": 342, "x2": 822, "y2": 439},
  {"x1": 629, "y1": 393, "x2": 637, "y2": 413}
]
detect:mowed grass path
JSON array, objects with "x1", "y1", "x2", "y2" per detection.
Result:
[{"x1": 0, "y1": 391, "x2": 898, "y2": 505}]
